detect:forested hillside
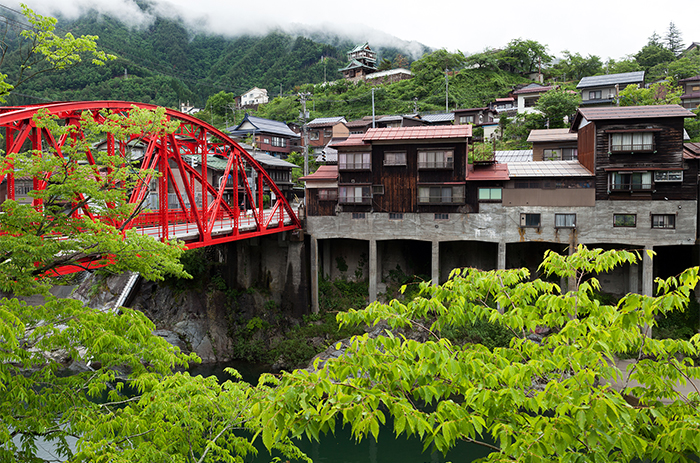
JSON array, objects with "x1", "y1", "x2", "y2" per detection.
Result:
[{"x1": 1, "y1": 7, "x2": 425, "y2": 108}]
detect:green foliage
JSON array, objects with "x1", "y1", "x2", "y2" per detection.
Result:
[
  {"x1": 534, "y1": 87, "x2": 581, "y2": 128},
  {"x1": 618, "y1": 79, "x2": 683, "y2": 106},
  {"x1": 319, "y1": 276, "x2": 369, "y2": 312},
  {"x1": 548, "y1": 50, "x2": 603, "y2": 81},
  {"x1": 635, "y1": 43, "x2": 675, "y2": 70},
  {"x1": 256, "y1": 246, "x2": 700, "y2": 462},
  {"x1": 0, "y1": 4, "x2": 115, "y2": 103},
  {"x1": 685, "y1": 109, "x2": 700, "y2": 142},
  {"x1": 206, "y1": 91, "x2": 236, "y2": 117},
  {"x1": 0, "y1": 107, "x2": 186, "y2": 296},
  {"x1": 604, "y1": 57, "x2": 643, "y2": 75}
]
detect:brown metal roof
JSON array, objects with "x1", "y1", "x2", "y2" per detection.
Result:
[
  {"x1": 683, "y1": 142, "x2": 700, "y2": 159},
  {"x1": 466, "y1": 163, "x2": 509, "y2": 181},
  {"x1": 576, "y1": 105, "x2": 695, "y2": 122},
  {"x1": 527, "y1": 128, "x2": 577, "y2": 143},
  {"x1": 299, "y1": 165, "x2": 338, "y2": 182},
  {"x1": 512, "y1": 84, "x2": 555, "y2": 95},
  {"x1": 330, "y1": 133, "x2": 368, "y2": 148},
  {"x1": 363, "y1": 125, "x2": 471, "y2": 142}
]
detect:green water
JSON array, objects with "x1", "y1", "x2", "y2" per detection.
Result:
[{"x1": 193, "y1": 362, "x2": 493, "y2": 463}]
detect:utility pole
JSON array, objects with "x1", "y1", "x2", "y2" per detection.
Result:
[
  {"x1": 298, "y1": 92, "x2": 311, "y2": 176},
  {"x1": 445, "y1": 67, "x2": 449, "y2": 112},
  {"x1": 371, "y1": 87, "x2": 375, "y2": 128}
]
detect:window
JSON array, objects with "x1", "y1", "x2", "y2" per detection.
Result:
[
  {"x1": 654, "y1": 171, "x2": 683, "y2": 182},
  {"x1": 611, "y1": 132, "x2": 654, "y2": 152},
  {"x1": 459, "y1": 115, "x2": 473, "y2": 124},
  {"x1": 613, "y1": 214, "x2": 636, "y2": 227},
  {"x1": 352, "y1": 213, "x2": 366, "y2": 219},
  {"x1": 651, "y1": 214, "x2": 675, "y2": 229},
  {"x1": 418, "y1": 149, "x2": 454, "y2": 169},
  {"x1": 555, "y1": 213, "x2": 576, "y2": 228},
  {"x1": 324, "y1": 129, "x2": 332, "y2": 138},
  {"x1": 389, "y1": 213, "x2": 403, "y2": 220},
  {"x1": 589, "y1": 90, "x2": 602, "y2": 100},
  {"x1": 318, "y1": 189, "x2": 337, "y2": 201},
  {"x1": 524, "y1": 97, "x2": 538, "y2": 107},
  {"x1": 543, "y1": 148, "x2": 577, "y2": 161},
  {"x1": 514, "y1": 180, "x2": 541, "y2": 189},
  {"x1": 478, "y1": 188, "x2": 502, "y2": 201},
  {"x1": 339, "y1": 186, "x2": 371, "y2": 204},
  {"x1": 309, "y1": 131, "x2": 319, "y2": 141},
  {"x1": 692, "y1": 85, "x2": 700, "y2": 92},
  {"x1": 384, "y1": 151, "x2": 406, "y2": 166},
  {"x1": 418, "y1": 185, "x2": 465, "y2": 204},
  {"x1": 434, "y1": 213, "x2": 449, "y2": 220},
  {"x1": 610, "y1": 172, "x2": 652, "y2": 191},
  {"x1": 372, "y1": 185, "x2": 384, "y2": 195},
  {"x1": 338, "y1": 152, "x2": 371, "y2": 170},
  {"x1": 520, "y1": 213, "x2": 541, "y2": 227},
  {"x1": 263, "y1": 138, "x2": 270, "y2": 144},
  {"x1": 271, "y1": 137, "x2": 286, "y2": 147}
]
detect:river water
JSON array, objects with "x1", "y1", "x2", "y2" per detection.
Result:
[{"x1": 191, "y1": 362, "x2": 493, "y2": 463}]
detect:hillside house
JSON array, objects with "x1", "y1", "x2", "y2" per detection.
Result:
[
  {"x1": 339, "y1": 43, "x2": 378, "y2": 81},
  {"x1": 577, "y1": 71, "x2": 645, "y2": 106},
  {"x1": 527, "y1": 128, "x2": 578, "y2": 161},
  {"x1": 679, "y1": 74, "x2": 700, "y2": 109},
  {"x1": 306, "y1": 117, "x2": 349, "y2": 148},
  {"x1": 512, "y1": 83, "x2": 555, "y2": 114},
  {"x1": 239, "y1": 87, "x2": 269, "y2": 108},
  {"x1": 227, "y1": 114, "x2": 300, "y2": 158},
  {"x1": 302, "y1": 106, "x2": 700, "y2": 311}
]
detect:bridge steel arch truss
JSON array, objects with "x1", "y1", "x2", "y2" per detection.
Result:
[{"x1": 0, "y1": 101, "x2": 302, "y2": 251}]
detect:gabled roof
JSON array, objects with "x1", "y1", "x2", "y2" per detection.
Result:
[
  {"x1": 495, "y1": 150, "x2": 533, "y2": 163},
  {"x1": 684, "y1": 142, "x2": 700, "y2": 159},
  {"x1": 507, "y1": 161, "x2": 593, "y2": 177},
  {"x1": 299, "y1": 165, "x2": 338, "y2": 182},
  {"x1": 228, "y1": 114, "x2": 299, "y2": 138},
  {"x1": 467, "y1": 163, "x2": 510, "y2": 181},
  {"x1": 679, "y1": 74, "x2": 700, "y2": 83},
  {"x1": 307, "y1": 116, "x2": 347, "y2": 127},
  {"x1": 576, "y1": 71, "x2": 645, "y2": 89},
  {"x1": 513, "y1": 83, "x2": 555, "y2": 95},
  {"x1": 527, "y1": 128, "x2": 577, "y2": 143},
  {"x1": 331, "y1": 133, "x2": 368, "y2": 148},
  {"x1": 421, "y1": 113, "x2": 455, "y2": 123},
  {"x1": 349, "y1": 42, "x2": 373, "y2": 54},
  {"x1": 253, "y1": 152, "x2": 297, "y2": 169},
  {"x1": 363, "y1": 125, "x2": 471, "y2": 142},
  {"x1": 338, "y1": 58, "x2": 377, "y2": 72},
  {"x1": 571, "y1": 105, "x2": 696, "y2": 130}
]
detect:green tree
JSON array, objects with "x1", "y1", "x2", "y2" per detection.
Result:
[
  {"x1": 665, "y1": 22, "x2": 685, "y2": 57},
  {"x1": 618, "y1": 79, "x2": 683, "y2": 106},
  {"x1": 534, "y1": 87, "x2": 581, "y2": 128},
  {"x1": 206, "y1": 91, "x2": 237, "y2": 118},
  {"x1": 257, "y1": 246, "x2": 700, "y2": 462},
  {"x1": 549, "y1": 51, "x2": 603, "y2": 81},
  {"x1": 604, "y1": 57, "x2": 642, "y2": 75},
  {"x1": 377, "y1": 58, "x2": 393, "y2": 71},
  {"x1": 498, "y1": 38, "x2": 552, "y2": 75},
  {"x1": 635, "y1": 43, "x2": 675, "y2": 70},
  {"x1": 0, "y1": 4, "x2": 115, "y2": 102}
]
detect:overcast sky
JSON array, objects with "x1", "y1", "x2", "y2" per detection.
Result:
[{"x1": 6, "y1": 0, "x2": 700, "y2": 61}]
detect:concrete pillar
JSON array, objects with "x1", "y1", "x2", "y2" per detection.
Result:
[
  {"x1": 310, "y1": 236, "x2": 319, "y2": 314},
  {"x1": 629, "y1": 262, "x2": 639, "y2": 295},
  {"x1": 497, "y1": 241, "x2": 506, "y2": 270},
  {"x1": 432, "y1": 240, "x2": 440, "y2": 285},
  {"x1": 369, "y1": 238, "x2": 377, "y2": 302},
  {"x1": 642, "y1": 245, "x2": 654, "y2": 337},
  {"x1": 322, "y1": 239, "x2": 331, "y2": 280}
]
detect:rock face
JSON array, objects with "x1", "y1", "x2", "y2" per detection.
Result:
[{"x1": 130, "y1": 280, "x2": 240, "y2": 364}]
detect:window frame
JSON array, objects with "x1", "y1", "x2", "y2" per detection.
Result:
[
  {"x1": 609, "y1": 172, "x2": 652, "y2": 192},
  {"x1": 589, "y1": 90, "x2": 602, "y2": 100},
  {"x1": 477, "y1": 187, "x2": 502, "y2": 202},
  {"x1": 653, "y1": 171, "x2": 683, "y2": 182},
  {"x1": 338, "y1": 185, "x2": 371, "y2": 204},
  {"x1": 555, "y1": 213, "x2": 576, "y2": 229},
  {"x1": 417, "y1": 185, "x2": 465, "y2": 204},
  {"x1": 417, "y1": 149, "x2": 454, "y2": 170},
  {"x1": 651, "y1": 214, "x2": 676, "y2": 229},
  {"x1": 610, "y1": 132, "x2": 655, "y2": 153},
  {"x1": 317, "y1": 188, "x2": 338, "y2": 201},
  {"x1": 520, "y1": 213, "x2": 541, "y2": 228},
  {"x1": 383, "y1": 151, "x2": 407, "y2": 166},
  {"x1": 613, "y1": 214, "x2": 637, "y2": 228},
  {"x1": 338, "y1": 152, "x2": 371, "y2": 170}
]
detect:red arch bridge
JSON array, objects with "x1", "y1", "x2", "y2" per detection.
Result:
[{"x1": 0, "y1": 101, "x2": 302, "y2": 273}]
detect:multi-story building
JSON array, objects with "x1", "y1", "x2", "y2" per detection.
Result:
[
  {"x1": 577, "y1": 71, "x2": 645, "y2": 106},
  {"x1": 227, "y1": 114, "x2": 300, "y2": 158},
  {"x1": 302, "y1": 105, "x2": 699, "y2": 311}
]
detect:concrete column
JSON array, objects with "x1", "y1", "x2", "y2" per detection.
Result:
[
  {"x1": 629, "y1": 262, "x2": 639, "y2": 295},
  {"x1": 310, "y1": 236, "x2": 319, "y2": 314},
  {"x1": 642, "y1": 245, "x2": 654, "y2": 337},
  {"x1": 369, "y1": 238, "x2": 377, "y2": 302},
  {"x1": 432, "y1": 240, "x2": 440, "y2": 285},
  {"x1": 322, "y1": 239, "x2": 331, "y2": 280},
  {"x1": 497, "y1": 241, "x2": 506, "y2": 270}
]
